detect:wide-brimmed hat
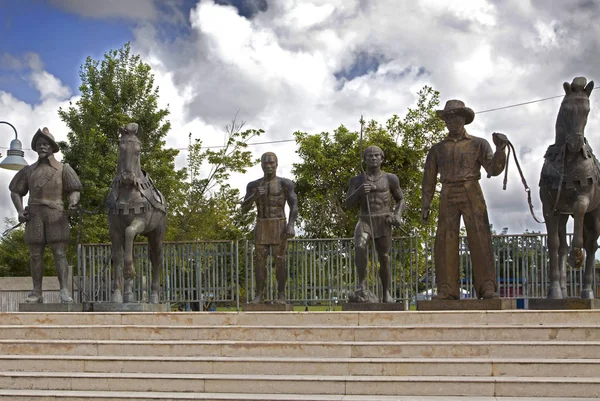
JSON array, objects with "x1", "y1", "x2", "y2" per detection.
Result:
[
  {"x1": 436, "y1": 99, "x2": 475, "y2": 125},
  {"x1": 31, "y1": 127, "x2": 59, "y2": 153}
]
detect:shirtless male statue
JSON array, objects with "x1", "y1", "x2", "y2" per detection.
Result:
[
  {"x1": 242, "y1": 152, "x2": 298, "y2": 304},
  {"x1": 346, "y1": 146, "x2": 405, "y2": 303}
]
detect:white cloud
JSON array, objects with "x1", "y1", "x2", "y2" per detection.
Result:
[
  {"x1": 29, "y1": 71, "x2": 72, "y2": 101},
  {"x1": 3, "y1": 0, "x2": 600, "y2": 238}
]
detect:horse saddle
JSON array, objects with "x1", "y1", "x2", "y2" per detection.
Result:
[
  {"x1": 541, "y1": 142, "x2": 600, "y2": 189},
  {"x1": 106, "y1": 171, "x2": 166, "y2": 215}
]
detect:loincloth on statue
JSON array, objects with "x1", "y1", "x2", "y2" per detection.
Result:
[
  {"x1": 24, "y1": 204, "x2": 70, "y2": 245},
  {"x1": 255, "y1": 217, "x2": 287, "y2": 245},
  {"x1": 355, "y1": 213, "x2": 391, "y2": 239}
]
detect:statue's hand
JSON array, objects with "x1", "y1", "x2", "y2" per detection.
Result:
[
  {"x1": 18, "y1": 210, "x2": 29, "y2": 223},
  {"x1": 285, "y1": 223, "x2": 296, "y2": 238},
  {"x1": 386, "y1": 214, "x2": 402, "y2": 227},
  {"x1": 362, "y1": 183, "x2": 375, "y2": 194},
  {"x1": 421, "y1": 208, "x2": 430, "y2": 224},
  {"x1": 256, "y1": 186, "x2": 267, "y2": 197},
  {"x1": 492, "y1": 132, "x2": 508, "y2": 149}
]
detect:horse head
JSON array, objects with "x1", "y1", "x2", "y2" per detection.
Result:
[
  {"x1": 557, "y1": 77, "x2": 594, "y2": 153},
  {"x1": 116, "y1": 123, "x2": 143, "y2": 186}
]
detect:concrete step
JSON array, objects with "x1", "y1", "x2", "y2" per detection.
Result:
[
  {"x1": 2, "y1": 355, "x2": 599, "y2": 377},
  {"x1": 1, "y1": 339, "x2": 599, "y2": 359},
  {"x1": 3, "y1": 310, "x2": 600, "y2": 326},
  {"x1": 0, "y1": 390, "x2": 597, "y2": 401},
  {"x1": 0, "y1": 372, "x2": 599, "y2": 397},
  {"x1": 1, "y1": 324, "x2": 599, "y2": 341}
]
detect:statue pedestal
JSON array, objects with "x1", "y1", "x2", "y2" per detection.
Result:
[
  {"x1": 18, "y1": 303, "x2": 89, "y2": 312},
  {"x1": 91, "y1": 303, "x2": 169, "y2": 312},
  {"x1": 243, "y1": 303, "x2": 293, "y2": 312},
  {"x1": 342, "y1": 302, "x2": 406, "y2": 311},
  {"x1": 417, "y1": 298, "x2": 516, "y2": 311},
  {"x1": 528, "y1": 298, "x2": 600, "y2": 310}
]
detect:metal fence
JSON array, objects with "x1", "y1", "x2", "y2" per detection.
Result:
[{"x1": 77, "y1": 234, "x2": 599, "y2": 310}]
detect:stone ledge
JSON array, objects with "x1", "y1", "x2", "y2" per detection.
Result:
[
  {"x1": 91, "y1": 303, "x2": 169, "y2": 312},
  {"x1": 528, "y1": 299, "x2": 600, "y2": 310},
  {"x1": 242, "y1": 303, "x2": 293, "y2": 312},
  {"x1": 342, "y1": 302, "x2": 406, "y2": 311},
  {"x1": 18, "y1": 303, "x2": 91, "y2": 312},
  {"x1": 417, "y1": 298, "x2": 517, "y2": 311}
]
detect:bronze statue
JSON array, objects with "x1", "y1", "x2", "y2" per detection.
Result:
[
  {"x1": 106, "y1": 123, "x2": 166, "y2": 303},
  {"x1": 421, "y1": 100, "x2": 508, "y2": 300},
  {"x1": 540, "y1": 77, "x2": 599, "y2": 299},
  {"x1": 346, "y1": 146, "x2": 405, "y2": 303},
  {"x1": 9, "y1": 127, "x2": 82, "y2": 303},
  {"x1": 241, "y1": 152, "x2": 298, "y2": 304}
]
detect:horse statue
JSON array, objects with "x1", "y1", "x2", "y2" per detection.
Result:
[
  {"x1": 540, "y1": 76, "x2": 599, "y2": 299},
  {"x1": 106, "y1": 123, "x2": 167, "y2": 303}
]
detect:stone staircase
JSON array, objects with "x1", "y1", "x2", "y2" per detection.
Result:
[{"x1": 0, "y1": 309, "x2": 599, "y2": 400}]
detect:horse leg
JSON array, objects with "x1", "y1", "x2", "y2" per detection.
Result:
[
  {"x1": 581, "y1": 212, "x2": 599, "y2": 299},
  {"x1": 568, "y1": 196, "x2": 589, "y2": 269},
  {"x1": 545, "y1": 208, "x2": 563, "y2": 299},
  {"x1": 147, "y1": 220, "x2": 165, "y2": 304},
  {"x1": 123, "y1": 219, "x2": 146, "y2": 303},
  {"x1": 557, "y1": 214, "x2": 569, "y2": 297},
  {"x1": 109, "y1": 226, "x2": 125, "y2": 303}
]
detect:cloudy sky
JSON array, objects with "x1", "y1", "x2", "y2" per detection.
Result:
[{"x1": 0, "y1": 0, "x2": 599, "y2": 235}]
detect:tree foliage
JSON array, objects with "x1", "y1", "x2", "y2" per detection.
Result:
[
  {"x1": 169, "y1": 118, "x2": 262, "y2": 241},
  {"x1": 57, "y1": 42, "x2": 186, "y2": 243},
  {"x1": 292, "y1": 86, "x2": 446, "y2": 238},
  {"x1": 0, "y1": 219, "x2": 55, "y2": 277}
]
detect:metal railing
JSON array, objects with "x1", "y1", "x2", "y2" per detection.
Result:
[{"x1": 77, "y1": 234, "x2": 598, "y2": 309}]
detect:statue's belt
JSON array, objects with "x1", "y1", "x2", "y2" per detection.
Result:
[{"x1": 28, "y1": 199, "x2": 64, "y2": 210}]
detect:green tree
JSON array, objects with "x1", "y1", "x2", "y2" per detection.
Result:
[
  {"x1": 58, "y1": 42, "x2": 186, "y2": 244},
  {"x1": 292, "y1": 85, "x2": 446, "y2": 238},
  {"x1": 0, "y1": 218, "x2": 55, "y2": 277},
  {"x1": 170, "y1": 117, "x2": 263, "y2": 241}
]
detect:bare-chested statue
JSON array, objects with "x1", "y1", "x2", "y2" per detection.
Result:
[
  {"x1": 9, "y1": 127, "x2": 82, "y2": 303},
  {"x1": 346, "y1": 146, "x2": 405, "y2": 303},
  {"x1": 241, "y1": 152, "x2": 298, "y2": 304}
]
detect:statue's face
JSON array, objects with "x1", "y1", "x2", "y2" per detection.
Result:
[
  {"x1": 261, "y1": 154, "x2": 278, "y2": 175},
  {"x1": 444, "y1": 111, "x2": 466, "y2": 133},
  {"x1": 364, "y1": 149, "x2": 383, "y2": 168},
  {"x1": 35, "y1": 137, "x2": 52, "y2": 159}
]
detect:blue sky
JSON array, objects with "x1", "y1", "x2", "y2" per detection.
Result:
[{"x1": 0, "y1": 1, "x2": 135, "y2": 104}]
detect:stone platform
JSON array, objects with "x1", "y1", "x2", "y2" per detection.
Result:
[
  {"x1": 18, "y1": 303, "x2": 91, "y2": 312},
  {"x1": 242, "y1": 303, "x2": 293, "y2": 311},
  {"x1": 19, "y1": 302, "x2": 169, "y2": 312},
  {"x1": 92, "y1": 303, "x2": 169, "y2": 312},
  {"x1": 417, "y1": 298, "x2": 517, "y2": 311},
  {"x1": 342, "y1": 302, "x2": 406, "y2": 311},
  {"x1": 528, "y1": 298, "x2": 600, "y2": 310}
]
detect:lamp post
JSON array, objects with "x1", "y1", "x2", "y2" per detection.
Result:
[{"x1": 0, "y1": 121, "x2": 28, "y2": 171}]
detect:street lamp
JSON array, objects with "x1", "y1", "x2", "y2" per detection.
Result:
[{"x1": 0, "y1": 121, "x2": 28, "y2": 171}]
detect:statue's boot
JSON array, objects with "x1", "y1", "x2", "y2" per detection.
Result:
[
  {"x1": 433, "y1": 284, "x2": 458, "y2": 300},
  {"x1": 25, "y1": 291, "x2": 43, "y2": 303},
  {"x1": 250, "y1": 294, "x2": 264, "y2": 304},
  {"x1": 479, "y1": 280, "x2": 499, "y2": 299},
  {"x1": 59, "y1": 288, "x2": 74, "y2": 304},
  {"x1": 274, "y1": 293, "x2": 286, "y2": 305}
]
